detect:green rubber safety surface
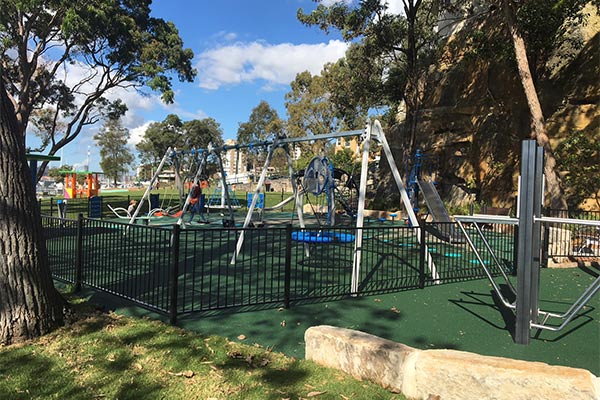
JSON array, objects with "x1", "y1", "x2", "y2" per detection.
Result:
[{"x1": 77, "y1": 266, "x2": 600, "y2": 375}]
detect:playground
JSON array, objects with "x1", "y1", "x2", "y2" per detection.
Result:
[{"x1": 40, "y1": 123, "x2": 600, "y2": 387}]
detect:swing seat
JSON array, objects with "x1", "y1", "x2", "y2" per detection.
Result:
[{"x1": 291, "y1": 231, "x2": 355, "y2": 243}]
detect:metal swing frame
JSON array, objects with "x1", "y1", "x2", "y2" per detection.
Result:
[{"x1": 227, "y1": 119, "x2": 440, "y2": 290}]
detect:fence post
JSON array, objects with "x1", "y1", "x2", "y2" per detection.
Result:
[
  {"x1": 169, "y1": 224, "x2": 181, "y2": 325},
  {"x1": 74, "y1": 213, "x2": 84, "y2": 292},
  {"x1": 418, "y1": 216, "x2": 426, "y2": 289},
  {"x1": 284, "y1": 224, "x2": 292, "y2": 308},
  {"x1": 50, "y1": 197, "x2": 54, "y2": 217}
]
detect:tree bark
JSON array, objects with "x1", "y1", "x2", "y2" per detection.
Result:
[
  {"x1": 501, "y1": 0, "x2": 567, "y2": 210},
  {"x1": 0, "y1": 77, "x2": 66, "y2": 344}
]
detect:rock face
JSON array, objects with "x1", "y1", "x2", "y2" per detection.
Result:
[
  {"x1": 305, "y1": 325, "x2": 600, "y2": 400},
  {"x1": 377, "y1": 4, "x2": 599, "y2": 211}
]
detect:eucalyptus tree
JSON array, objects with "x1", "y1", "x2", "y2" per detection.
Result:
[
  {"x1": 137, "y1": 114, "x2": 224, "y2": 165},
  {"x1": 497, "y1": 0, "x2": 591, "y2": 209},
  {"x1": 298, "y1": 0, "x2": 441, "y2": 153},
  {"x1": 0, "y1": 0, "x2": 194, "y2": 344},
  {"x1": 94, "y1": 116, "x2": 134, "y2": 186},
  {"x1": 286, "y1": 70, "x2": 340, "y2": 138},
  {"x1": 237, "y1": 101, "x2": 286, "y2": 176},
  {"x1": 0, "y1": 0, "x2": 196, "y2": 182}
]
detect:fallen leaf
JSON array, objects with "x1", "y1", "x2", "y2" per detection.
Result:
[
  {"x1": 237, "y1": 334, "x2": 246, "y2": 340},
  {"x1": 390, "y1": 307, "x2": 400, "y2": 314},
  {"x1": 280, "y1": 320, "x2": 286, "y2": 327},
  {"x1": 374, "y1": 298, "x2": 382, "y2": 302},
  {"x1": 307, "y1": 391, "x2": 326, "y2": 397},
  {"x1": 133, "y1": 363, "x2": 143, "y2": 371}
]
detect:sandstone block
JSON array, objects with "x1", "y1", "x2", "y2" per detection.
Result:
[{"x1": 305, "y1": 325, "x2": 599, "y2": 400}]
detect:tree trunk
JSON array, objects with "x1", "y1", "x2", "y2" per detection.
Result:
[
  {"x1": 502, "y1": 0, "x2": 567, "y2": 210},
  {"x1": 0, "y1": 77, "x2": 66, "y2": 345}
]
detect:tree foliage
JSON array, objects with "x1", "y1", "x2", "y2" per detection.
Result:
[
  {"x1": 0, "y1": 0, "x2": 196, "y2": 180},
  {"x1": 297, "y1": 0, "x2": 440, "y2": 125},
  {"x1": 93, "y1": 117, "x2": 134, "y2": 186},
  {"x1": 555, "y1": 131, "x2": 600, "y2": 209},
  {"x1": 136, "y1": 114, "x2": 224, "y2": 167},
  {"x1": 285, "y1": 70, "x2": 341, "y2": 139}
]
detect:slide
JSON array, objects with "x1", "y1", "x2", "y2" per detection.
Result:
[{"x1": 417, "y1": 180, "x2": 464, "y2": 243}]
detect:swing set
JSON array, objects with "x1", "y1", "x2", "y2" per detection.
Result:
[{"x1": 228, "y1": 119, "x2": 440, "y2": 289}]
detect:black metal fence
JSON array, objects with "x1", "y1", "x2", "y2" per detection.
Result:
[{"x1": 43, "y1": 215, "x2": 518, "y2": 323}]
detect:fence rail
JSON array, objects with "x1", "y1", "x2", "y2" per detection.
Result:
[{"x1": 49, "y1": 214, "x2": 598, "y2": 323}]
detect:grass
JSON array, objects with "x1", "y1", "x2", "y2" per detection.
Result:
[{"x1": 0, "y1": 303, "x2": 405, "y2": 400}]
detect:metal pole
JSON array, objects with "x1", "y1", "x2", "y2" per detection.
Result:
[
  {"x1": 530, "y1": 145, "x2": 544, "y2": 327},
  {"x1": 231, "y1": 138, "x2": 280, "y2": 264},
  {"x1": 74, "y1": 213, "x2": 84, "y2": 292},
  {"x1": 284, "y1": 224, "x2": 292, "y2": 309},
  {"x1": 130, "y1": 147, "x2": 172, "y2": 224},
  {"x1": 374, "y1": 120, "x2": 439, "y2": 281},
  {"x1": 515, "y1": 140, "x2": 536, "y2": 345},
  {"x1": 169, "y1": 224, "x2": 181, "y2": 325},
  {"x1": 215, "y1": 151, "x2": 236, "y2": 223},
  {"x1": 351, "y1": 122, "x2": 371, "y2": 294}
]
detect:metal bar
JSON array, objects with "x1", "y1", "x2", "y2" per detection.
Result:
[
  {"x1": 471, "y1": 222, "x2": 517, "y2": 295},
  {"x1": 532, "y1": 276, "x2": 600, "y2": 332},
  {"x1": 170, "y1": 224, "x2": 181, "y2": 324},
  {"x1": 130, "y1": 147, "x2": 172, "y2": 224},
  {"x1": 536, "y1": 216, "x2": 600, "y2": 227},
  {"x1": 455, "y1": 220, "x2": 516, "y2": 310},
  {"x1": 530, "y1": 145, "x2": 544, "y2": 326},
  {"x1": 515, "y1": 140, "x2": 537, "y2": 345},
  {"x1": 374, "y1": 120, "x2": 439, "y2": 281},
  {"x1": 74, "y1": 213, "x2": 84, "y2": 292},
  {"x1": 215, "y1": 151, "x2": 236, "y2": 222},
  {"x1": 284, "y1": 224, "x2": 292, "y2": 309},
  {"x1": 232, "y1": 137, "x2": 279, "y2": 264},
  {"x1": 454, "y1": 215, "x2": 519, "y2": 225},
  {"x1": 351, "y1": 122, "x2": 371, "y2": 294},
  {"x1": 218, "y1": 129, "x2": 364, "y2": 153}
]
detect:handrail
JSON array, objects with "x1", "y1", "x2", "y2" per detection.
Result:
[
  {"x1": 455, "y1": 220, "x2": 516, "y2": 310},
  {"x1": 455, "y1": 214, "x2": 600, "y2": 333}
]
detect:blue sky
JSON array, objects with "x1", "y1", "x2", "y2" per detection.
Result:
[{"x1": 30, "y1": 0, "x2": 404, "y2": 172}]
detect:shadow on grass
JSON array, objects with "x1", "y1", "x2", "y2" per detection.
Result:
[{"x1": 0, "y1": 350, "x2": 86, "y2": 399}]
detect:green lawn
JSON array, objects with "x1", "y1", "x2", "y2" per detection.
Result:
[{"x1": 0, "y1": 304, "x2": 404, "y2": 400}]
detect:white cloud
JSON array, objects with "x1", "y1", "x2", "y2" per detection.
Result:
[
  {"x1": 320, "y1": 0, "x2": 354, "y2": 5},
  {"x1": 383, "y1": 0, "x2": 404, "y2": 15},
  {"x1": 196, "y1": 39, "x2": 349, "y2": 90},
  {"x1": 129, "y1": 121, "x2": 155, "y2": 146}
]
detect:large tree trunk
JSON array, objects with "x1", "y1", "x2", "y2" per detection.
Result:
[
  {"x1": 0, "y1": 77, "x2": 67, "y2": 345},
  {"x1": 502, "y1": 0, "x2": 568, "y2": 210}
]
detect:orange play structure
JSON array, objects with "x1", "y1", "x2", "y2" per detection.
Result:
[{"x1": 63, "y1": 171, "x2": 100, "y2": 199}]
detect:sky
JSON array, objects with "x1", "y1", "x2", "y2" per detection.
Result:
[{"x1": 29, "y1": 0, "x2": 405, "y2": 172}]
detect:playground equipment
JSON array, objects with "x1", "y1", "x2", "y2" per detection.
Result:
[
  {"x1": 62, "y1": 170, "x2": 100, "y2": 199},
  {"x1": 207, "y1": 181, "x2": 241, "y2": 209},
  {"x1": 228, "y1": 119, "x2": 440, "y2": 290},
  {"x1": 408, "y1": 149, "x2": 464, "y2": 243},
  {"x1": 454, "y1": 140, "x2": 600, "y2": 344}
]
